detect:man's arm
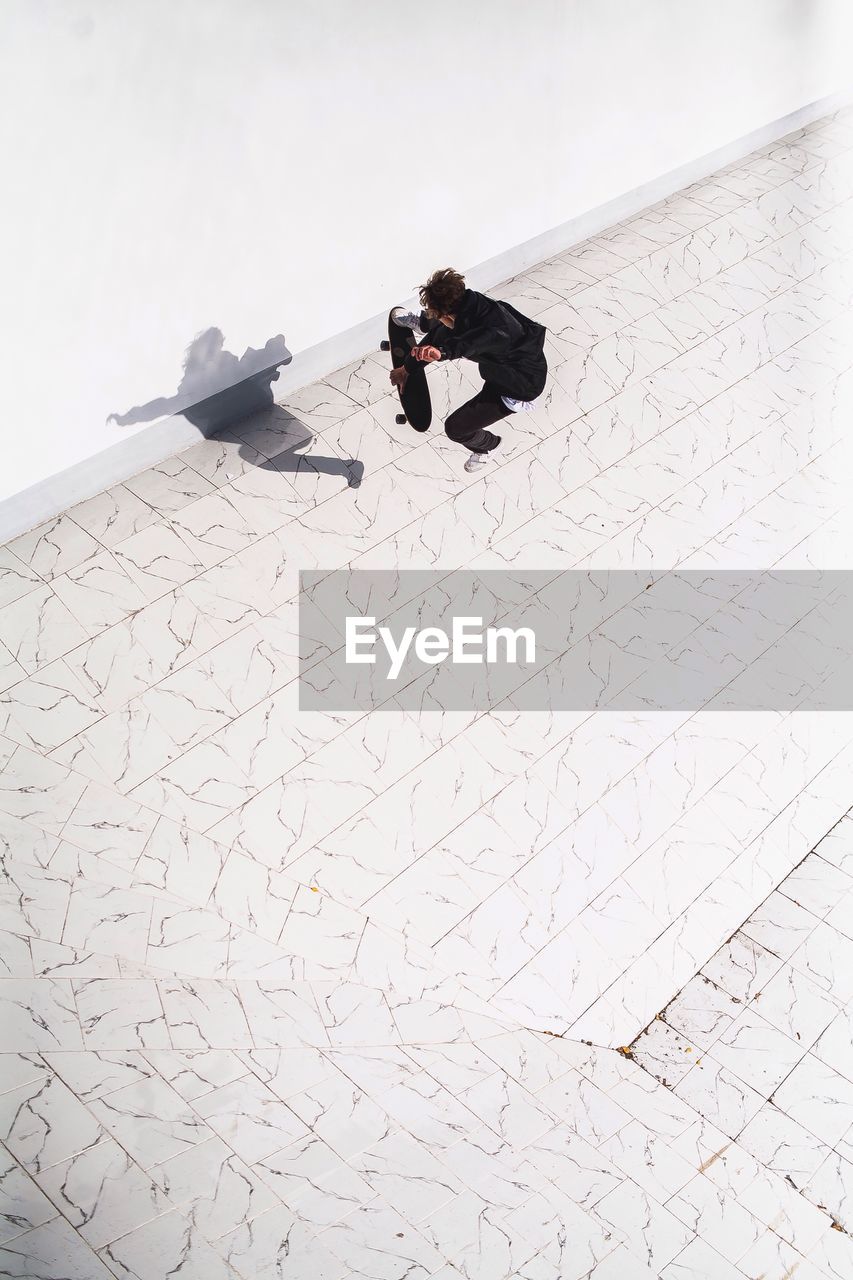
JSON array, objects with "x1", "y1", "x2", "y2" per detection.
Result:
[
  {"x1": 402, "y1": 316, "x2": 450, "y2": 373},
  {"x1": 405, "y1": 312, "x2": 515, "y2": 372}
]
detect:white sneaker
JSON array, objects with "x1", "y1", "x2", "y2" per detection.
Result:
[
  {"x1": 391, "y1": 306, "x2": 423, "y2": 334},
  {"x1": 464, "y1": 452, "x2": 494, "y2": 473}
]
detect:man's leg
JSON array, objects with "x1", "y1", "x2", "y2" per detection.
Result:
[{"x1": 445, "y1": 384, "x2": 512, "y2": 454}]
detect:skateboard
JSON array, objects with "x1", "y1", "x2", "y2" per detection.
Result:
[{"x1": 381, "y1": 310, "x2": 432, "y2": 432}]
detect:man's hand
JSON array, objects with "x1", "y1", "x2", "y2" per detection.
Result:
[
  {"x1": 390, "y1": 366, "x2": 408, "y2": 390},
  {"x1": 410, "y1": 345, "x2": 442, "y2": 363}
]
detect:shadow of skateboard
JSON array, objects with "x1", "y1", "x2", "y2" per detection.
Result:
[{"x1": 381, "y1": 310, "x2": 432, "y2": 432}]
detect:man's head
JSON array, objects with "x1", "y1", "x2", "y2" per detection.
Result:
[
  {"x1": 418, "y1": 267, "x2": 466, "y2": 326},
  {"x1": 185, "y1": 326, "x2": 225, "y2": 371}
]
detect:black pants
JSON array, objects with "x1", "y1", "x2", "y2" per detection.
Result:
[{"x1": 445, "y1": 383, "x2": 513, "y2": 454}]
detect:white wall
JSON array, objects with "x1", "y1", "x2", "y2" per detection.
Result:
[{"x1": 1, "y1": 0, "x2": 852, "y2": 521}]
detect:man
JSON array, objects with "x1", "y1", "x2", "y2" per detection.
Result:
[{"x1": 390, "y1": 267, "x2": 548, "y2": 472}]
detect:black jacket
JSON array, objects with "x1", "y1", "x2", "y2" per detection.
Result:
[{"x1": 405, "y1": 288, "x2": 548, "y2": 401}]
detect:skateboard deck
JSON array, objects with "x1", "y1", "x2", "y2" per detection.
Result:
[{"x1": 381, "y1": 310, "x2": 432, "y2": 432}]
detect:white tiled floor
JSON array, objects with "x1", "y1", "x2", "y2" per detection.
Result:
[{"x1": 1, "y1": 108, "x2": 853, "y2": 1277}]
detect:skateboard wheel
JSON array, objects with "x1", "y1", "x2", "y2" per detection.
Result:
[
  {"x1": 395, "y1": 413, "x2": 407, "y2": 425},
  {"x1": 380, "y1": 340, "x2": 390, "y2": 351}
]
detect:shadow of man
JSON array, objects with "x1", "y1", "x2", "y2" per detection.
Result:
[
  {"x1": 108, "y1": 328, "x2": 293, "y2": 435},
  {"x1": 257, "y1": 440, "x2": 364, "y2": 489},
  {"x1": 234, "y1": 406, "x2": 364, "y2": 489}
]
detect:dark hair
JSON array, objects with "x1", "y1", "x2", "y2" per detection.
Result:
[{"x1": 418, "y1": 267, "x2": 466, "y2": 317}]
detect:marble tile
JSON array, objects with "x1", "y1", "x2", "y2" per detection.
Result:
[
  {"x1": 62, "y1": 619, "x2": 160, "y2": 713},
  {"x1": 192, "y1": 1073, "x2": 309, "y2": 1163},
  {"x1": 315, "y1": 978, "x2": 399, "y2": 1049},
  {"x1": 803, "y1": 1149, "x2": 853, "y2": 1234},
  {"x1": 739, "y1": 1165, "x2": 833, "y2": 1255},
  {"x1": 0, "y1": 979, "x2": 83, "y2": 1051},
  {"x1": 667, "y1": 1172, "x2": 764, "y2": 1263},
  {"x1": 75, "y1": 978, "x2": 171, "y2": 1051},
  {"x1": 812, "y1": 1005, "x2": 853, "y2": 1081},
  {"x1": 0, "y1": 928, "x2": 34, "y2": 978},
  {"x1": 672, "y1": 1057, "x2": 765, "y2": 1139},
  {"x1": 0, "y1": 1070, "x2": 106, "y2": 1173},
  {"x1": 0, "y1": 1217, "x2": 115, "y2": 1279},
  {"x1": 113, "y1": 523, "x2": 206, "y2": 594},
  {"x1": 0, "y1": 1146, "x2": 57, "y2": 1244},
  {"x1": 235, "y1": 1046, "x2": 331, "y2": 1101},
  {"x1": 133, "y1": 816, "x2": 229, "y2": 907},
  {"x1": 220, "y1": 1202, "x2": 347, "y2": 1279},
  {"x1": 30, "y1": 940, "x2": 120, "y2": 980},
  {"x1": 123, "y1": 457, "x2": 216, "y2": 514},
  {"x1": 0, "y1": 1056, "x2": 51, "y2": 1099},
  {"x1": 460, "y1": 1070, "x2": 556, "y2": 1150},
  {"x1": 225, "y1": 455, "x2": 309, "y2": 531},
  {"x1": 130, "y1": 740, "x2": 261, "y2": 832},
  {"x1": 741, "y1": 888, "x2": 821, "y2": 959},
  {"x1": 598, "y1": 1118, "x2": 695, "y2": 1202},
  {"x1": 168, "y1": 491, "x2": 259, "y2": 567},
  {"x1": 738, "y1": 1102, "x2": 830, "y2": 1188},
  {"x1": 738, "y1": 1232, "x2": 827, "y2": 1280},
  {"x1": 36, "y1": 1136, "x2": 170, "y2": 1248},
  {"x1": 0, "y1": 660, "x2": 103, "y2": 753},
  {"x1": 63, "y1": 880, "x2": 154, "y2": 963},
  {"x1": 631, "y1": 1019, "x2": 702, "y2": 1087},
  {"x1": 789, "y1": 921, "x2": 853, "y2": 1001},
  {"x1": 50, "y1": 550, "x2": 149, "y2": 634},
  {"x1": 478, "y1": 1029, "x2": 573, "y2": 1096},
  {"x1": 100, "y1": 1207, "x2": 235, "y2": 1280},
  {"x1": 582, "y1": 1246, "x2": 658, "y2": 1280},
  {"x1": 55, "y1": 698, "x2": 184, "y2": 794},
  {"x1": 772, "y1": 1054, "x2": 853, "y2": 1147},
  {"x1": 0, "y1": 585, "x2": 91, "y2": 674},
  {"x1": 320, "y1": 1200, "x2": 444, "y2": 1279},
  {"x1": 709, "y1": 1007, "x2": 806, "y2": 1095},
  {"x1": 88, "y1": 1076, "x2": 213, "y2": 1168},
  {"x1": 660, "y1": 1236, "x2": 746, "y2": 1279},
  {"x1": 126, "y1": 587, "x2": 231, "y2": 680},
  {"x1": 142, "y1": 1050, "x2": 247, "y2": 1103},
  {"x1": 141, "y1": 664, "x2": 238, "y2": 755},
  {"x1": 537, "y1": 1071, "x2": 632, "y2": 1147},
  {"x1": 813, "y1": 815, "x2": 853, "y2": 875},
  {"x1": 0, "y1": 641, "x2": 25, "y2": 696},
  {"x1": 779, "y1": 851, "x2": 853, "y2": 918},
  {"x1": 67, "y1": 487, "x2": 157, "y2": 550},
  {"x1": 43, "y1": 1051, "x2": 155, "y2": 1103},
  {"x1": 344, "y1": 1132, "x2": 458, "y2": 1225},
  {"x1": 182, "y1": 613, "x2": 303, "y2": 718},
  {"x1": 235, "y1": 981, "x2": 328, "y2": 1049},
  {"x1": 8, "y1": 515, "x2": 101, "y2": 581},
  {"x1": 750, "y1": 961, "x2": 840, "y2": 1047},
  {"x1": 0, "y1": 548, "x2": 43, "y2": 609},
  {"x1": 179, "y1": 432, "x2": 267, "y2": 487},
  {"x1": 147, "y1": 905, "x2": 231, "y2": 979},
  {"x1": 700, "y1": 931, "x2": 784, "y2": 1003},
  {"x1": 208, "y1": 737, "x2": 381, "y2": 869},
  {"x1": 157, "y1": 1134, "x2": 279, "y2": 1239},
  {"x1": 255, "y1": 1132, "x2": 373, "y2": 1229},
  {"x1": 0, "y1": 857, "x2": 73, "y2": 943},
  {"x1": 593, "y1": 1178, "x2": 694, "y2": 1271},
  {"x1": 160, "y1": 979, "x2": 254, "y2": 1049}
]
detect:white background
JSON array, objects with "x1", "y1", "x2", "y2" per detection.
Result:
[{"x1": 1, "y1": 0, "x2": 851, "y2": 504}]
